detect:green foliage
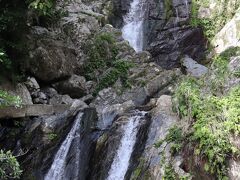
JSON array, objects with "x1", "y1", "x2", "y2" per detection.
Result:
[
  {"x1": 47, "y1": 133, "x2": 57, "y2": 141},
  {"x1": 84, "y1": 32, "x2": 118, "y2": 76},
  {"x1": 27, "y1": 0, "x2": 55, "y2": 16},
  {"x1": 155, "y1": 126, "x2": 184, "y2": 156},
  {"x1": 172, "y1": 46, "x2": 240, "y2": 178},
  {"x1": 0, "y1": 49, "x2": 11, "y2": 70},
  {"x1": 189, "y1": 87, "x2": 240, "y2": 178},
  {"x1": 190, "y1": 0, "x2": 216, "y2": 40},
  {"x1": 233, "y1": 68, "x2": 240, "y2": 77},
  {"x1": 0, "y1": 150, "x2": 22, "y2": 179},
  {"x1": 0, "y1": 90, "x2": 22, "y2": 108},
  {"x1": 85, "y1": 32, "x2": 133, "y2": 94},
  {"x1": 94, "y1": 60, "x2": 133, "y2": 94},
  {"x1": 0, "y1": 1, "x2": 29, "y2": 79},
  {"x1": 174, "y1": 75, "x2": 240, "y2": 178},
  {"x1": 165, "y1": 126, "x2": 184, "y2": 155},
  {"x1": 209, "y1": 47, "x2": 240, "y2": 92},
  {"x1": 190, "y1": 0, "x2": 240, "y2": 40},
  {"x1": 173, "y1": 77, "x2": 202, "y2": 118},
  {"x1": 163, "y1": 164, "x2": 176, "y2": 180}
]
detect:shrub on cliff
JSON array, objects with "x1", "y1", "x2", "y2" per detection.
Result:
[
  {"x1": 0, "y1": 150, "x2": 22, "y2": 179},
  {"x1": 162, "y1": 48, "x2": 240, "y2": 179},
  {"x1": 84, "y1": 32, "x2": 133, "y2": 94},
  {"x1": 0, "y1": 90, "x2": 22, "y2": 108}
]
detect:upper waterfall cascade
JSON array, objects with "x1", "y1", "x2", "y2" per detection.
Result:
[
  {"x1": 107, "y1": 111, "x2": 146, "y2": 180},
  {"x1": 44, "y1": 113, "x2": 83, "y2": 180},
  {"x1": 122, "y1": 0, "x2": 147, "y2": 52}
]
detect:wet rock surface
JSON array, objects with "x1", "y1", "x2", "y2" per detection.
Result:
[
  {"x1": 145, "y1": 0, "x2": 206, "y2": 69},
  {"x1": 129, "y1": 95, "x2": 187, "y2": 179},
  {"x1": 88, "y1": 111, "x2": 150, "y2": 180}
]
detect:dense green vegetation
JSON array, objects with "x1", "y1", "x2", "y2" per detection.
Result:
[
  {"x1": 0, "y1": 90, "x2": 22, "y2": 108},
  {"x1": 27, "y1": 0, "x2": 55, "y2": 16},
  {"x1": 190, "y1": 0, "x2": 240, "y2": 40},
  {"x1": 84, "y1": 32, "x2": 133, "y2": 95},
  {"x1": 84, "y1": 32, "x2": 119, "y2": 76},
  {"x1": 163, "y1": 47, "x2": 240, "y2": 179},
  {"x1": 0, "y1": 150, "x2": 22, "y2": 179}
]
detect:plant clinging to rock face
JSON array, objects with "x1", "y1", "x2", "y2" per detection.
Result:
[
  {"x1": 0, "y1": 150, "x2": 22, "y2": 179},
  {"x1": 27, "y1": 0, "x2": 55, "y2": 16},
  {"x1": 0, "y1": 90, "x2": 22, "y2": 108}
]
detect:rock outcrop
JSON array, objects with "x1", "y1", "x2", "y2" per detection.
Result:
[
  {"x1": 145, "y1": 0, "x2": 206, "y2": 69},
  {"x1": 181, "y1": 56, "x2": 208, "y2": 78},
  {"x1": 129, "y1": 95, "x2": 189, "y2": 179}
]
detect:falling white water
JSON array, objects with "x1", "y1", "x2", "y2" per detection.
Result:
[
  {"x1": 185, "y1": 0, "x2": 189, "y2": 17},
  {"x1": 107, "y1": 111, "x2": 146, "y2": 180},
  {"x1": 175, "y1": 8, "x2": 179, "y2": 27},
  {"x1": 44, "y1": 113, "x2": 83, "y2": 180},
  {"x1": 122, "y1": 0, "x2": 146, "y2": 52}
]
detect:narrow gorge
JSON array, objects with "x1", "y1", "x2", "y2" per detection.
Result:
[{"x1": 0, "y1": 0, "x2": 240, "y2": 180}]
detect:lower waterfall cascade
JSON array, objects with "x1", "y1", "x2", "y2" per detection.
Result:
[
  {"x1": 44, "y1": 113, "x2": 83, "y2": 180},
  {"x1": 106, "y1": 111, "x2": 146, "y2": 180}
]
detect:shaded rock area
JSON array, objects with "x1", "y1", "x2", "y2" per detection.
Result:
[
  {"x1": 109, "y1": 0, "x2": 131, "y2": 27},
  {"x1": 0, "y1": 101, "x2": 96, "y2": 180},
  {"x1": 26, "y1": 26, "x2": 79, "y2": 82},
  {"x1": 53, "y1": 75, "x2": 88, "y2": 98},
  {"x1": 145, "y1": 0, "x2": 207, "y2": 69},
  {"x1": 129, "y1": 95, "x2": 188, "y2": 179},
  {"x1": 88, "y1": 111, "x2": 150, "y2": 180},
  {"x1": 25, "y1": 0, "x2": 110, "y2": 83},
  {"x1": 107, "y1": 0, "x2": 207, "y2": 68}
]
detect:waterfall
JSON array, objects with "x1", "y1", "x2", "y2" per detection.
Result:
[
  {"x1": 44, "y1": 113, "x2": 83, "y2": 180},
  {"x1": 185, "y1": 0, "x2": 189, "y2": 17},
  {"x1": 107, "y1": 111, "x2": 146, "y2": 180},
  {"x1": 175, "y1": 8, "x2": 179, "y2": 27},
  {"x1": 122, "y1": 0, "x2": 146, "y2": 52}
]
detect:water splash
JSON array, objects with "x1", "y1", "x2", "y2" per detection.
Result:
[
  {"x1": 44, "y1": 113, "x2": 83, "y2": 180},
  {"x1": 122, "y1": 0, "x2": 146, "y2": 52},
  {"x1": 107, "y1": 111, "x2": 146, "y2": 180}
]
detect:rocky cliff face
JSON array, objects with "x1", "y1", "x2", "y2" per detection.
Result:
[
  {"x1": 145, "y1": 0, "x2": 207, "y2": 69},
  {"x1": 111, "y1": 0, "x2": 207, "y2": 69}
]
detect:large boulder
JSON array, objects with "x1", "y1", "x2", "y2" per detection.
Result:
[
  {"x1": 213, "y1": 11, "x2": 240, "y2": 54},
  {"x1": 181, "y1": 56, "x2": 208, "y2": 78},
  {"x1": 53, "y1": 75, "x2": 88, "y2": 98},
  {"x1": 25, "y1": 0, "x2": 109, "y2": 82},
  {"x1": 27, "y1": 26, "x2": 80, "y2": 82}
]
